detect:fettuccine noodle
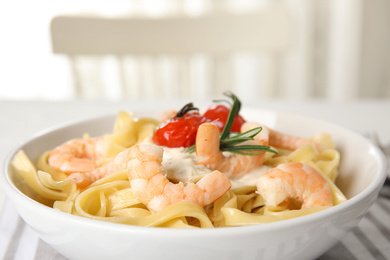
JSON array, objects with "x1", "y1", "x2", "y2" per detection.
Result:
[{"x1": 11, "y1": 110, "x2": 347, "y2": 228}]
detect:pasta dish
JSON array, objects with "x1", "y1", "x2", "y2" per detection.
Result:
[{"x1": 11, "y1": 93, "x2": 346, "y2": 228}]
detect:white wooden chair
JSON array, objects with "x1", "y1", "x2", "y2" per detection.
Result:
[{"x1": 50, "y1": 5, "x2": 293, "y2": 100}]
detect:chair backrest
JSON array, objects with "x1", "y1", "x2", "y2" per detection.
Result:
[{"x1": 50, "y1": 5, "x2": 294, "y2": 100}]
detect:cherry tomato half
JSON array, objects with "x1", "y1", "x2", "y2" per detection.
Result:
[
  {"x1": 152, "y1": 112, "x2": 208, "y2": 148},
  {"x1": 203, "y1": 105, "x2": 246, "y2": 132}
]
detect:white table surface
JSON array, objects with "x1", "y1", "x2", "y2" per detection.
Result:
[{"x1": 1, "y1": 98, "x2": 389, "y2": 259}]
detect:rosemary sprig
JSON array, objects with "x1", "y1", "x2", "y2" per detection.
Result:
[
  {"x1": 219, "y1": 127, "x2": 277, "y2": 155},
  {"x1": 187, "y1": 92, "x2": 277, "y2": 155},
  {"x1": 220, "y1": 127, "x2": 261, "y2": 147},
  {"x1": 219, "y1": 92, "x2": 240, "y2": 141}
]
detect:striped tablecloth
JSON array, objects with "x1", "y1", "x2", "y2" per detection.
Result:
[{"x1": 1, "y1": 180, "x2": 389, "y2": 260}]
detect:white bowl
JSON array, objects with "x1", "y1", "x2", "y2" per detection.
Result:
[{"x1": 1, "y1": 108, "x2": 387, "y2": 260}]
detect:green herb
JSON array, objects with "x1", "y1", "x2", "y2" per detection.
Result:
[
  {"x1": 219, "y1": 92, "x2": 240, "y2": 141},
  {"x1": 187, "y1": 92, "x2": 277, "y2": 155}
]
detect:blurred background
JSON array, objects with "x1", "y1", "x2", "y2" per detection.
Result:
[{"x1": 0, "y1": 0, "x2": 389, "y2": 102}]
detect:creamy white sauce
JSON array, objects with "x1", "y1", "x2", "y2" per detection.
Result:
[
  {"x1": 162, "y1": 147, "x2": 211, "y2": 183},
  {"x1": 229, "y1": 166, "x2": 272, "y2": 189},
  {"x1": 162, "y1": 147, "x2": 271, "y2": 189}
]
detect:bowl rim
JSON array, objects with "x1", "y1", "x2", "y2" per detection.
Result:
[{"x1": 1, "y1": 107, "x2": 388, "y2": 237}]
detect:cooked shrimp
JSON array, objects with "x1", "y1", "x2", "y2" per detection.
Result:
[
  {"x1": 67, "y1": 149, "x2": 130, "y2": 188},
  {"x1": 195, "y1": 122, "x2": 269, "y2": 178},
  {"x1": 257, "y1": 162, "x2": 333, "y2": 208},
  {"x1": 127, "y1": 144, "x2": 231, "y2": 212},
  {"x1": 69, "y1": 143, "x2": 231, "y2": 211},
  {"x1": 268, "y1": 129, "x2": 312, "y2": 151},
  {"x1": 48, "y1": 137, "x2": 106, "y2": 173}
]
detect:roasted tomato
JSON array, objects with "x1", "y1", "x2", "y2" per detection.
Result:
[
  {"x1": 152, "y1": 103, "x2": 208, "y2": 148},
  {"x1": 203, "y1": 104, "x2": 246, "y2": 132}
]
